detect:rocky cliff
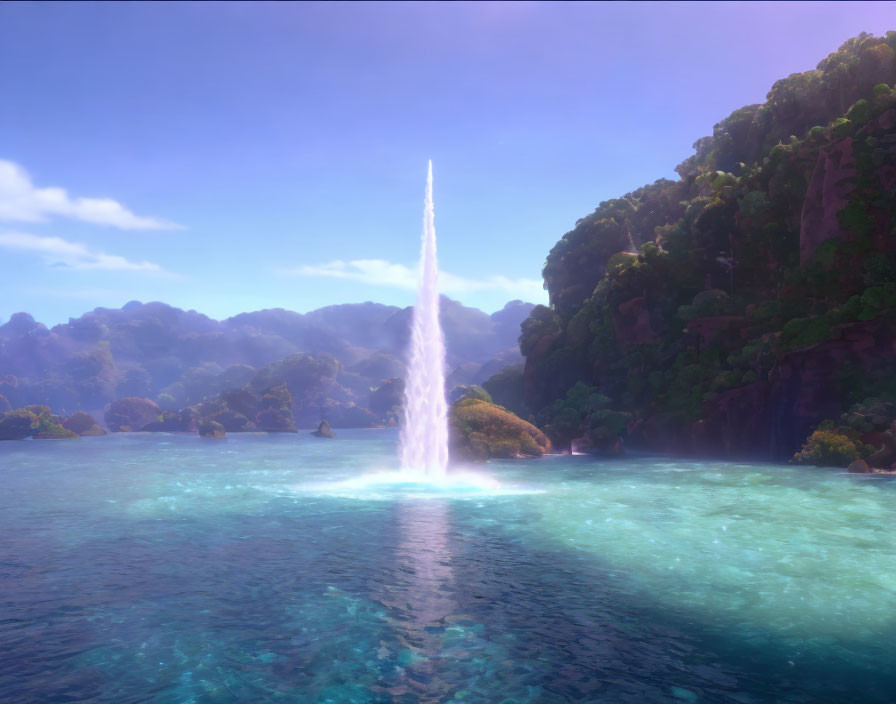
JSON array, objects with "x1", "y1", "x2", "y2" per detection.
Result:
[{"x1": 521, "y1": 32, "x2": 896, "y2": 461}]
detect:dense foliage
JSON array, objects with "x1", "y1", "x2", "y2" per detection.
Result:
[
  {"x1": 449, "y1": 397, "x2": 551, "y2": 460},
  {"x1": 791, "y1": 424, "x2": 872, "y2": 467},
  {"x1": 520, "y1": 33, "x2": 896, "y2": 461}
]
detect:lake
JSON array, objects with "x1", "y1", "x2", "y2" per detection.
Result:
[{"x1": 2, "y1": 430, "x2": 895, "y2": 703}]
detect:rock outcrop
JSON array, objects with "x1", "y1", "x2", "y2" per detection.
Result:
[
  {"x1": 62, "y1": 411, "x2": 106, "y2": 436},
  {"x1": 33, "y1": 422, "x2": 78, "y2": 440},
  {"x1": 255, "y1": 385, "x2": 297, "y2": 433},
  {"x1": 199, "y1": 420, "x2": 226, "y2": 438},
  {"x1": 105, "y1": 397, "x2": 162, "y2": 432},
  {"x1": 312, "y1": 420, "x2": 335, "y2": 438},
  {"x1": 848, "y1": 459, "x2": 872, "y2": 473},
  {"x1": 0, "y1": 409, "x2": 39, "y2": 440},
  {"x1": 450, "y1": 397, "x2": 551, "y2": 461}
]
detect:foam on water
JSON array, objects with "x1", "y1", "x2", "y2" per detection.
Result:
[{"x1": 287, "y1": 467, "x2": 542, "y2": 500}]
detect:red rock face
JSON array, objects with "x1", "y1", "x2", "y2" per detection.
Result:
[
  {"x1": 613, "y1": 297, "x2": 656, "y2": 349},
  {"x1": 696, "y1": 381, "x2": 772, "y2": 459},
  {"x1": 799, "y1": 138, "x2": 857, "y2": 265},
  {"x1": 523, "y1": 332, "x2": 559, "y2": 403},
  {"x1": 767, "y1": 319, "x2": 896, "y2": 458},
  {"x1": 631, "y1": 319, "x2": 896, "y2": 461}
]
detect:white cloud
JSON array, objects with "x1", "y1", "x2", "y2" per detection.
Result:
[
  {"x1": 0, "y1": 231, "x2": 165, "y2": 273},
  {"x1": 286, "y1": 258, "x2": 546, "y2": 301},
  {"x1": 0, "y1": 159, "x2": 182, "y2": 230}
]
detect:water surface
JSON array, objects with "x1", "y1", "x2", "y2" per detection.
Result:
[{"x1": 2, "y1": 431, "x2": 895, "y2": 703}]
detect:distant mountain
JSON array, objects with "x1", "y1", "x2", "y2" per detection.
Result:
[{"x1": 0, "y1": 298, "x2": 534, "y2": 421}]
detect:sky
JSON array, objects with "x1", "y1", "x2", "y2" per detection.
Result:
[{"x1": 0, "y1": 1, "x2": 893, "y2": 326}]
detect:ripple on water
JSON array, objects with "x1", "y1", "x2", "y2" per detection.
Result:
[{"x1": 2, "y1": 432, "x2": 896, "y2": 702}]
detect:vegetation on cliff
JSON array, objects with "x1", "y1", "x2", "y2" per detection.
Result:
[
  {"x1": 519, "y1": 32, "x2": 896, "y2": 461},
  {"x1": 791, "y1": 425, "x2": 873, "y2": 466}
]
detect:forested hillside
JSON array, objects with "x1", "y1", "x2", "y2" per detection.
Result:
[{"x1": 519, "y1": 32, "x2": 896, "y2": 462}]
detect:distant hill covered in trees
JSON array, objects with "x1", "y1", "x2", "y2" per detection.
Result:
[{"x1": 0, "y1": 298, "x2": 533, "y2": 428}]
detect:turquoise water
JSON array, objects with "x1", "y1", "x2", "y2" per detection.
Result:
[{"x1": 2, "y1": 431, "x2": 896, "y2": 703}]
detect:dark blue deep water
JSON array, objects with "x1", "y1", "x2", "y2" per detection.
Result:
[{"x1": 2, "y1": 431, "x2": 896, "y2": 703}]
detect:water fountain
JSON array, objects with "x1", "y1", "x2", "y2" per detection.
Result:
[
  {"x1": 296, "y1": 163, "x2": 511, "y2": 497},
  {"x1": 399, "y1": 161, "x2": 450, "y2": 478}
]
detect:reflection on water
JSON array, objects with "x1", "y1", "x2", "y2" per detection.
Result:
[
  {"x1": 393, "y1": 500, "x2": 456, "y2": 634},
  {"x1": 378, "y1": 501, "x2": 456, "y2": 702}
]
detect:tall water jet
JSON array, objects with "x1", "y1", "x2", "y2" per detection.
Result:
[{"x1": 399, "y1": 161, "x2": 449, "y2": 477}]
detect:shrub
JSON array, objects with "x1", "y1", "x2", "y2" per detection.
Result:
[
  {"x1": 831, "y1": 117, "x2": 854, "y2": 138},
  {"x1": 791, "y1": 429, "x2": 868, "y2": 466},
  {"x1": 846, "y1": 98, "x2": 871, "y2": 125},
  {"x1": 450, "y1": 398, "x2": 550, "y2": 461}
]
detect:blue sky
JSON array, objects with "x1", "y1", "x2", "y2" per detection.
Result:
[{"x1": 0, "y1": 1, "x2": 893, "y2": 326}]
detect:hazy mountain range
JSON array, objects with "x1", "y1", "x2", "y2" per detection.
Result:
[{"x1": 0, "y1": 298, "x2": 534, "y2": 422}]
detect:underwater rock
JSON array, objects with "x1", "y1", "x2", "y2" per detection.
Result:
[
  {"x1": 199, "y1": 419, "x2": 226, "y2": 438},
  {"x1": 0, "y1": 409, "x2": 39, "y2": 440},
  {"x1": 105, "y1": 397, "x2": 162, "y2": 432},
  {"x1": 449, "y1": 397, "x2": 551, "y2": 461},
  {"x1": 62, "y1": 411, "x2": 107, "y2": 436},
  {"x1": 312, "y1": 420, "x2": 335, "y2": 438}
]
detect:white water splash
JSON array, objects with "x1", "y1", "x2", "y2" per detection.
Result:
[{"x1": 399, "y1": 161, "x2": 450, "y2": 477}]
